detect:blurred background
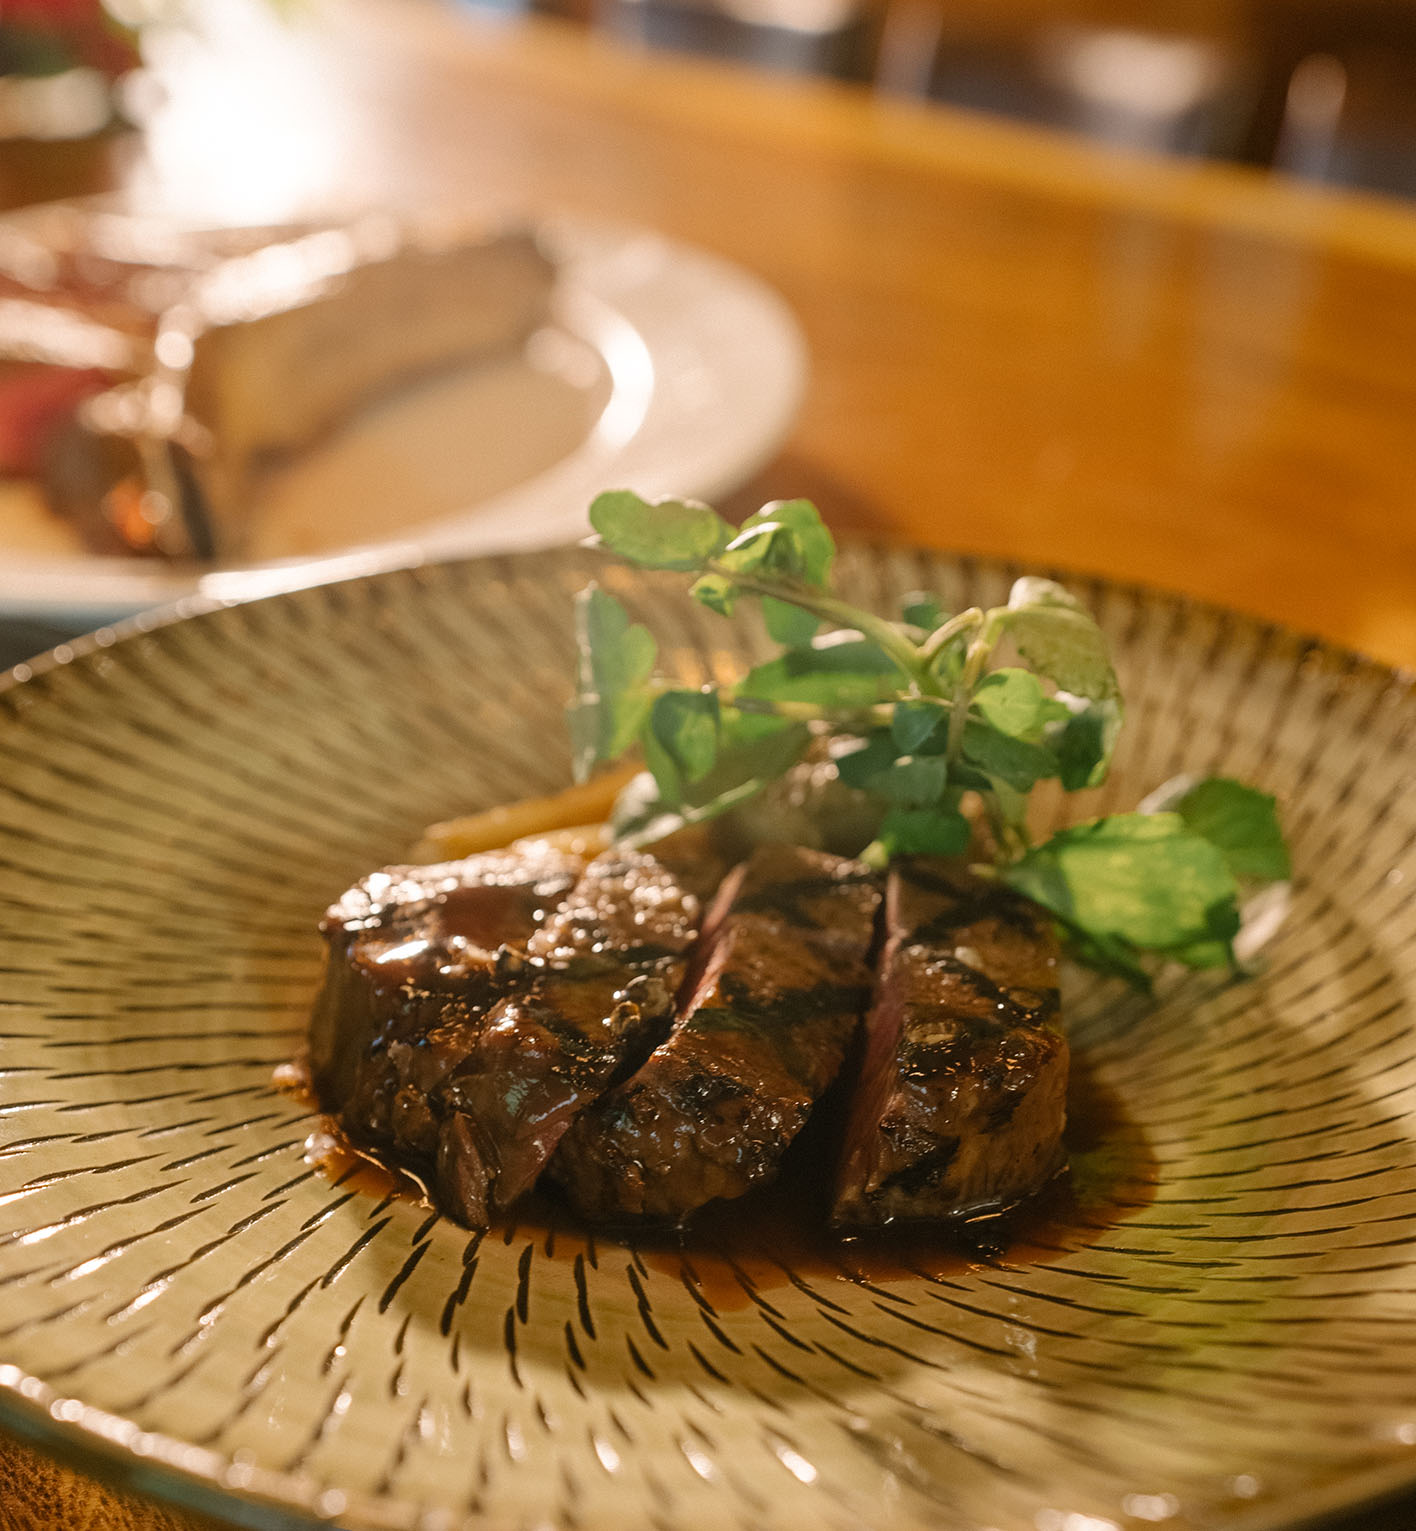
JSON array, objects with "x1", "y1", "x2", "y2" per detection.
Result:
[
  {"x1": 573, "y1": 0, "x2": 1416, "y2": 199},
  {"x1": 0, "y1": 0, "x2": 1408, "y2": 664},
  {"x1": 0, "y1": 0, "x2": 1413, "y2": 666},
  {"x1": 3, "y1": 0, "x2": 1415, "y2": 200}
]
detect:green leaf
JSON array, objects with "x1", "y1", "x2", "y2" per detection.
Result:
[
  {"x1": 611, "y1": 724, "x2": 812, "y2": 848},
  {"x1": 866, "y1": 754, "x2": 949, "y2": 807},
  {"x1": 647, "y1": 689, "x2": 719, "y2": 791},
  {"x1": 1050, "y1": 694, "x2": 1124, "y2": 790},
  {"x1": 718, "y1": 522, "x2": 805, "y2": 581},
  {"x1": 788, "y1": 632, "x2": 897, "y2": 674},
  {"x1": 690, "y1": 508, "x2": 838, "y2": 624},
  {"x1": 689, "y1": 571, "x2": 738, "y2": 616},
  {"x1": 738, "y1": 500, "x2": 835, "y2": 588},
  {"x1": 1166, "y1": 938, "x2": 1235, "y2": 970},
  {"x1": 874, "y1": 805, "x2": 972, "y2": 858},
  {"x1": 718, "y1": 705, "x2": 795, "y2": 745},
  {"x1": 835, "y1": 732, "x2": 899, "y2": 790},
  {"x1": 1004, "y1": 813, "x2": 1241, "y2": 953},
  {"x1": 901, "y1": 594, "x2": 947, "y2": 632},
  {"x1": 1061, "y1": 928, "x2": 1153, "y2": 991},
  {"x1": 590, "y1": 491, "x2": 731, "y2": 571},
  {"x1": 1173, "y1": 777, "x2": 1291, "y2": 882},
  {"x1": 640, "y1": 726, "x2": 683, "y2": 804},
  {"x1": 710, "y1": 502, "x2": 835, "y2": 614},
  {"x1": 737, "y1": 649, "x2": 896, "y2": 711},
  {"x1": 1001, "y1": 577, "x2": 1119, "y2": 701},
  {"x1": 987, "y1": 777, "x2": 1031, "y2": 834},
  {"x1": 945, "y1": 761, "x2": 993, "y2": 793},
  {"x1": 891, "y1": 699, "x2": 948, "y2": 754},
  {"x1": 567, "y1": 585, "x2": 657, "y2": 780},
  {"x1": 972, "y1": 668, "x2": 1052, "y2": 740},
  {"x1": 961, "y1": 720, "x2": 1059, "y2": 793},
  {"x1": 762, "y1": 596, "x2": 819, "y2": 648}
]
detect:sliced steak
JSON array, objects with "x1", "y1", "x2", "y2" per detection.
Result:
[
  {"x1": 435, "y1": 844, "x2": 721, "y2": 1225},
  {"x1": 307, "y1": 848, "x2": 583, "y2": 1169},
  {"x1": 832, "y1": 858, "x2": 1066, "y2": 1228},
  {"x1": 553, "y1": 844, "x2": 881, "y2": 1223}
]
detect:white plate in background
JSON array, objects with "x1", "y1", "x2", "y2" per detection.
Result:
[{"x1": 0, "y1": 213, "x2": 808, "y2": 628}]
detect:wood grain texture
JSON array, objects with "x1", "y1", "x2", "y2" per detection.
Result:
[
  {"x1": 110, "y1": 0, "x2": 1416, "y2": 672},
  {"x1": 0, "y1": 1437, "x2": 212, "y2": 1531}
]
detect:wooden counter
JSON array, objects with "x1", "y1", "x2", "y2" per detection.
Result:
[{"x1": 104, "y1": 0, "x2": 1416, "y2": 670}]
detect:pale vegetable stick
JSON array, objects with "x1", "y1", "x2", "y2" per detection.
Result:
[
  {"x1": 407, "y1": 764, "x2": 639, "y2": 862},
  {"x1": 511, "y1": 824, "x2": 613, "y2": 860}
]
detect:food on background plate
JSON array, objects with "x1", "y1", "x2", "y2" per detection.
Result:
[
  {"x1": 0, "y1": 211, "x2": 305, "y2": 545},
  {"x1": 0, "y1": 205, "x2": 556, "y2": 557},
  {"x1": 299, "y1": 494, "x2": 1291, "y2": 1237}
]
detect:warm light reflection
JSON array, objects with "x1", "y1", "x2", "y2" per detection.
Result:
[
  {"x1": 1042, "y1": 26, "x2": 1226, "y2": 152},
  {"x1": 128, "y1": 0, "x2": 354, "y2": 225}
]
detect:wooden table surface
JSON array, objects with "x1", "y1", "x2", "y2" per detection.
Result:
[{"x1": 3, "y1": 0, "x2": 1416, "y2": 1525}]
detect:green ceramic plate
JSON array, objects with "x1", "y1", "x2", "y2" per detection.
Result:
[{"x1": 1, "y1": 545, "x2": 1413, "y2": 1531}]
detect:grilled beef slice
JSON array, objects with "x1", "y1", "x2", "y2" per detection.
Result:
[
  {"x1": 553, "y1": 844, "x2": 881, "y2": 1223},
  {"x1": 832, "y1": 858, "x2": 1065, "y2": 1228},
  {"x1": 307, "y1": 848, "x2": 583, "y2": 1170},
  {"x1": 435, "y1": 847, "x2": 718, "y2": 1225}
]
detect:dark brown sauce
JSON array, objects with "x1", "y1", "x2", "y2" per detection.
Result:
[
  {"x1": 276, "y1": 1059, "x2": 435, "y2": 1205},
  {"x1": 348, "y1": 883, "x2": 544, "y2": 989},
  {"x1": 307, "y1": 1128, "x2": 434, "y2": 1204},
  {"x1": 285, "y1": 1051, "x2": 1155, "y2": 1311},
  {"x1": 630, "y1": 1050, "x2": 1155, "y2": 1309},
  {"x1": 434, "y1": 883, "x2": 541, "y2": 949}
]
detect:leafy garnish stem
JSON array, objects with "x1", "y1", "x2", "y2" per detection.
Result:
[
  {"x1": 981, "y1": 793, "x2": 1030, "y2": 862},
  {"x1": 919, "y1": 607, "x2": 983, "y2": 668},
  {"x1": 725, "y1": 693, "x2": 894, "y2": 727},
  {"x1": 702, "y1": 562, "x2": 937, "y2": 694},
  {"x1": 577, "y1": 490, "x2": 1290, "y2": 987},
  {"x1": 945, "y1": 611, "x2": 1006, "y2": 765}
]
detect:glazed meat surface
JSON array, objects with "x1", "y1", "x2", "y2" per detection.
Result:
[
  {"x1": 553, "y1": 844, "x2": 881, "y2": 1223},
  {"x1": 832, "y1": 858, "x2": 1066, "y2": 1227},
  {"x1": 307, "y1": 848, "x2": 582, "y2": 1174},
  {"x1": 435, "y1": 847, "x2": 718, "y2": 1225}
]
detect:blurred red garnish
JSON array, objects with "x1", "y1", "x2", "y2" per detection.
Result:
[{"x1": 0, "y1": 363, "x2": 111, "y2": 476}]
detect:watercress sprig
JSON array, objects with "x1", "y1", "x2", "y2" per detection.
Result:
[{"x1": 569, "y1": 491, "x2": 1290, "y2": 988}]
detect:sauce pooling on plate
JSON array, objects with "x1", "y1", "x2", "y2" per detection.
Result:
[{"x1": 291, "y1": 1049, "x2": 1155, "y2": 1309}]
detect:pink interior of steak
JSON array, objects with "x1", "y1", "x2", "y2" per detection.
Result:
[
  {"x1": 832, "y1": 858, "x2": 1066, "y2": 1228},
  {"x1": 548, "y1": 844, "x2": 881, "y2": 1224},
  {"x1": 428, "y1": 846, "x2": 721, "y2": 1224}
]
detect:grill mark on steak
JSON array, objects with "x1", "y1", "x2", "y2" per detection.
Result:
[
  {"x1": 307, "y1": 848, "x2": 583, "y2": 1171},
  {"x1": 551, "y1": 844, "x2": 881, "y2": 1224},
  {"x1": 729, "y1": 874, "x2": 872, "y2": 930},
  {"x1": 832, "y1": 857, "x2": 1066, "y2": 1228},
  {"x1": 432, "y1": 845, "x2": 720, "y2": 1226}
]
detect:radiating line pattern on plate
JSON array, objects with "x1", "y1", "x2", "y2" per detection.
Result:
[{"x1": 0, "y1": 546, "x2": 1414, "y2": 1531}]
